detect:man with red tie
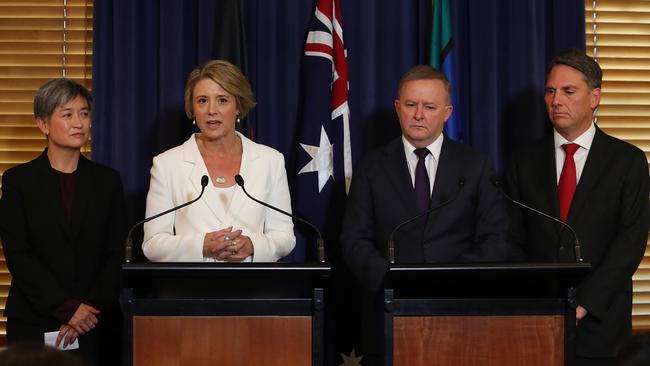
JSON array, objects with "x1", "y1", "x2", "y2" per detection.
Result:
[{"x1": 506, "y1": 49, "x2": 650, "y2": 365}]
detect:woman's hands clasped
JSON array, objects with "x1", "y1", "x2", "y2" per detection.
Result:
[
  {"x1": 54, "y1": 303, "x2": 100, "y2": 348},
  {"x1": 203, "y1": 227, "x2": 254, "y2": 261}
]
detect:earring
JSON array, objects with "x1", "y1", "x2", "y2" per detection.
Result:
[
  {"x1": 236, "y1": 114, "x2": 241, "y2": 124},
  {"x1": 192, "y1": 119, "x2": 196, "y2": 125}
]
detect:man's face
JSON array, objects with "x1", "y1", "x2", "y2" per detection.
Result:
[
  {"x1": 395, "y1": 79, "x2": 453, "y2": 148},
  {"x1": 544, "y1": 64, "x2": 600, "y2": 141}
]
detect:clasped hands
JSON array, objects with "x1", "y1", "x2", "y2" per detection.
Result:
[
  {"x1": 203, "y1": 226, "x2": 253, "y2": 261},
  {"x1": 55, "y1": 303, "x2": 100, "y2": 348}
]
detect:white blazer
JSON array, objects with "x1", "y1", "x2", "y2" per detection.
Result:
[{"x1": 142, "y1": 133, "x2": 296, "y2": 262}]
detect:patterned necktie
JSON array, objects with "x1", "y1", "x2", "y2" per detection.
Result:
[
  {"x1": 558, "y1": 143, "x2": 580, "y2": 223},
  {"x1": 414, "y1": 148, "x2": 431, "y2": 214}
]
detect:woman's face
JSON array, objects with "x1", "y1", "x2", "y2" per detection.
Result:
[
  {"x1": 37, "y1": 95, "x2": 91, "y2": 151},
  {"x1": 192, "y1": 78, "x2": 238, "y2": 141}
]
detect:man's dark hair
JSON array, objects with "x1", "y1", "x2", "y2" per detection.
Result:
[{"x1": 546, "y1": 49, "x2": 602, "y2": 90}]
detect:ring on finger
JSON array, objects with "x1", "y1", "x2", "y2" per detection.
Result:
[{"x1": 225, "y1": 236, "x2": 230, "y2": 241}]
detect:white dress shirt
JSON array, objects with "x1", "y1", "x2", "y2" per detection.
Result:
[
  {"x1": 554, "y1": 123, "x2": 596, "y2": 185},
  {"x1": 402, "y1": 134, "x2": 444, "y2": 194}
]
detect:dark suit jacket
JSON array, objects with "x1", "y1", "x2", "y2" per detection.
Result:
[
  {"x1": 0, "y1": 151, "x2": 126, "y2": 332},
  {"x1": 505, "y1": 127, "x2": 650, "y2": 357},
  {"x1": 341, "y1": 136, "x2": 510, "y2": 291}
]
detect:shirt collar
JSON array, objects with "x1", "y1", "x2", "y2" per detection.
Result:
[
  {"x1": 554, "y1": 122, "x2": 596, "y2": 151},
  {"x1": 402, "y1": 133, "x2": 444, "y2": 161}
]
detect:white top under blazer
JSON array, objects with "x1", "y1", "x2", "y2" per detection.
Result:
[{"x1": 142, "y1": 132, "x2": 296, "y2": 262}]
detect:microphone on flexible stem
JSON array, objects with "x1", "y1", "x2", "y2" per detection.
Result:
[
  {"x1": 490, "y1": 176, "x2": 583, "y2": 262},
  {"x1": 234, "y1": 174, "x2": 326, "y2": 263},
  {"x1": 387, "y1": 177, "x2": 466, "y2": 263},
  {"x1": 124, "y1": 175, "x2": 209, "y2": 263}
]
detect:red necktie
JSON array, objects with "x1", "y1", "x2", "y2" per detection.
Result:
[{"x1": 558, "y1": 143, "x2": 580, "y2": 223}]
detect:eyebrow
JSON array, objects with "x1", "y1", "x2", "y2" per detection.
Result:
[
  {"x1": 195, "y1": 94, "x2": 231, "y2": 99},
  {"x1": 60, "y1": 106, "x2": 89, "y2": 112}
]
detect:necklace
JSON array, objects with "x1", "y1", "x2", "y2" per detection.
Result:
[{"x1": 215, "y1": 176, "x2": 226, "y2": 184}]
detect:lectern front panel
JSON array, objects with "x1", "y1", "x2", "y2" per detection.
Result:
[
  {"x1": 393, "y1": 315, "x2": 564, "y2": 366},
  {"x1": 133, "y1": 316, "x2": 311, "y2": 366}
]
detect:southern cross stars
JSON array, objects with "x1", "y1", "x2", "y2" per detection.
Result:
[{"x1": 299, "y1": 125, "x2": 334, "y2": 192}]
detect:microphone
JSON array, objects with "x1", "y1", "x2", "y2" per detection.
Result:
[
  {"x1": 124, "y1": 175, "x2": 209, "y2": 262},
  {"x1": 234, "y1": 174, "x2": 326, "y2": 263},
  {"x1": 387, "y1": 177, "x2": 466, "y2": 263},
  {"x1": 490, "y1": 176, "x2": 583, "y2": 262}
]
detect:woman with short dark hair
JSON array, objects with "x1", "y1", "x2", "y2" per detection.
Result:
[{"x1": 0, "y1": 78, "x2": 126, "y2": 365}]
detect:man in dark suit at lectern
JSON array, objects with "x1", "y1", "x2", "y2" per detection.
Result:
[
  {"x1": 341, "y1": 65, "x2": 510, "y2": 364},
  {"x1": 341, "y1": 65, "x2": 509, "y2": 290},
  {"x1": 505, "y1": 49, "x2": 650, "y2": 366}
]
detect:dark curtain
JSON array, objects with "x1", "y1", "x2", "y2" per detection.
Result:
[
  {"x1": 453, "y1": 0, "x2": 585, "y2": 173},
  {"x1": 93, "y1": 0, "x2": 229, "y2": 260},
  {"x1": 93, "y1": 0, "x2": 430, "y2": 259},
  {"x1": 92, "y1": 0, "x2": 584, "y2": 360}
]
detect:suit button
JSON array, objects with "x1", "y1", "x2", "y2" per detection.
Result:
[{"x1": 559, "y1": 246, "x2": 565, "y2": 251}]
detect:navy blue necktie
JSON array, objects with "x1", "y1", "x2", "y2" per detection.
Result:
[{"x1": 414, "y1": 148, "x2": 431, "y2": 214}]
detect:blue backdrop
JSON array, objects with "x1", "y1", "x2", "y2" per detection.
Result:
[
  {"x1": 93, "y1": 0, "x2": 584, "y2": 359},
  {"x1": 93, "y1": 0, "x2": 584, "y2": 255}
]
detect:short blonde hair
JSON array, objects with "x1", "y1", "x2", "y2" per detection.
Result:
[{"x1": 183, "y1": 60, "x2": 256, "y2": 119}]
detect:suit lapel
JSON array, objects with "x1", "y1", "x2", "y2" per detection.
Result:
[
  {"x1": 68, "y1": 155, "x2": 91, "y2": 241},
  {"x1": 36, "y1": 151, "x2": 72, "y2": 239},
  {"x1": 431, "y1": 137, "x2": 461, "y2": 207},
  {"x1": 224, "y1": 134, "x2": 258, "y2": 227},
  {"x1": 184, "y1": 136, "x2": 225, "y2": 226},
  {"x1": 567, "y1": 128, "x2": 608, "y2": 225},
  {"x1": 381, "y1": 139, "x2": 419, "y2": 216},
  {"x1": 531, "y1": 136, "x2": 564, "y2": 240},
  {"x1": 542, "y1": 136, "x2": 561, "y2": 229},
  {"x1": 425, "y1": 138, "x2": 468, "y2": 233}
]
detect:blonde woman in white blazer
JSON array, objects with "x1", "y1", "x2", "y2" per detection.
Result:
[{"x1": 142, "y1": 60, "x2": 295, "y2": 262}]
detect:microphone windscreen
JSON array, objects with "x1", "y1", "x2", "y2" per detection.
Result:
[
  {"x1": 234, "y1": 174, "x2": 245, "y2": 186},
  {"x1": 201, "y1": 175, "x2": 209, "y2": 187}
]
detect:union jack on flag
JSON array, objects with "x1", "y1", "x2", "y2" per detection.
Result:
[{"x1": 291, "y1": 0, "x2": 351, "y2": 260}]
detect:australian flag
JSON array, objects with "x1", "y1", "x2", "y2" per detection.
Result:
[{"x1": 290, "y1": 0, "x2": 351, "y2": 262}]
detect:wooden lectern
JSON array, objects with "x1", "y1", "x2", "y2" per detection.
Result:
[
  {"x1": 383, "y1": 262, "x2": 591, "y2": 366},
  {"x1": 121, "y1": 262, "x2": 329, "y2": 366}
]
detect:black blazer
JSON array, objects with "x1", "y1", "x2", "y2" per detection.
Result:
[
  {"x1": 341, "y1": 136, "x2": 510, "y2": 291},
  {"x1": 0, "y1": 151, "x2": 126, "y2": 330},
  {"x1": 505, "y1": 127, "x2": 650, "y2": 357}
]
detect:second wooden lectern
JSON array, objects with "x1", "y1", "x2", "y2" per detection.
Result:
[{"x1": 383, "y1": 262, "x2": 590, "y2": 366}]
